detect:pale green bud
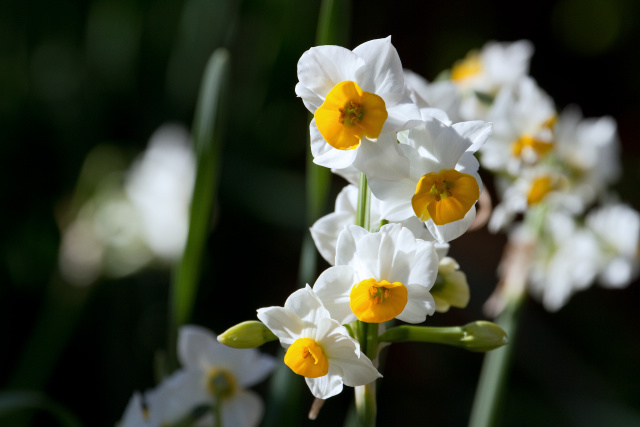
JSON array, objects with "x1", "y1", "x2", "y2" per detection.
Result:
[
  {"x1": 378, "y1": 321, "x2": 507, "y2": 353},
  {"x1": 217, "y1": 320, "x2": 277, "y2": 348},
  {"x1": 460, "y1": 321, "x2": 509, "y2": 352}
]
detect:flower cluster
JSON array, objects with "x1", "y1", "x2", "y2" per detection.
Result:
[
  {"x1": 406, "y1": 39, "x2": 639, "y2": 311},
  {"x1": 218, "y1": 36, "x2": 505, "y2": 405}
]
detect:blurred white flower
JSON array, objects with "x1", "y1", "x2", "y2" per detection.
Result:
[
  {"x1": 58, "y1": 124, "x2": 195, "y2": 286},
  {"x1": 480, "y1": 76, "x2": 556, "y2": 176}
]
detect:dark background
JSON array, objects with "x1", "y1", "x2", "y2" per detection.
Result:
[{"x1": 2, "y1": 0, "x2": 640, "y2": 425}]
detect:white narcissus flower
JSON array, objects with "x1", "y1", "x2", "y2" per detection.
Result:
[
  {"x1": 296, "y1": 36, "x2": 421, "y2": 169},
  {"x1": 313, "y1": 223, "x2": 438, "y2": 324},
  {"x1": 257, "y1": 286, "x2": 381, "y2": 400},
  {"x1": 310, "y1": 184, "x2": 434, "y2": 265},
  {"x1": 480, "y1": 76, "x2": 556, "y2": 176},
  {"x1": 553, "y1": 106, "x2": 621, "y2": 205},
  {"x1": 449, "y1": 40, "x2": 534, "y2": 121},
  {"x1": 365, "y1": 118, "x2": 491, "y2": 243},
  {"x1": 586, "y1": 203, "x2": 640, "y2": 288},
  {"x1": 159, "y1": 325, "x2": 276, "y2": 427}
]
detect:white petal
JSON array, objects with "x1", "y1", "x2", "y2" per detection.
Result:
[
  {"x1": 426, "y1": 205, "x2": 477, "y2": 243},
  {"x1": 381, "y1": 94, "x2": 423, "y2": 132},
  {"x1": 352, "y1": 135, "x2": 410, "y2": 181},
  {"x1": 297, "y1": 45, "x2": 365, "y2": 102},
  {"x1": 222, "y1": 390, "x2": 264, "y2": 427},
  {"x1": 283, "y1": 286, "x2": 333, "y2": 332},
  {"x1": 310, "y1": 212, "x2": 351, "y2": 265},
  {"x1": 256, "y1": 306, "x2": 303, "y2": 346},
  {"x1": 313, "y1": 265, "x2": 358, "y2": 325},
  {"x1": 178, "y1": 325, "x2": 222, "y2": 370},
  {"x1": 321, "y1": 332, "x2": 381, "y2": 387},
  {"x1": 305, "y1": 372, "x2": 344, "y2": 399},
  {"x1": 335, "y1": 225, "x2": 370, "y2": 266},
  {"x1": 396, "y1": 284, "x2": 435, "y2": 323},
  {"x1": 352, "y1": 36, "x2": 404, "y2": 94},
  {"x1": 452, "y1": 121, "x2": 492, "y2": 154}
]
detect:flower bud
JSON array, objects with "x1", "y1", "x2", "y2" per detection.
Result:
[{"x1": 217, "y1": 320, "x2": 277, "y2": 348}]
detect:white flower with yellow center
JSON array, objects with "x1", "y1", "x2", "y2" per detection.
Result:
[
  {"x1": 364, "y1": 118, "x2": 491, "y2": 243},
  {"x1": 147, "y1": 326, "x2": 276, "y2": 427},
  {"x1": 296, "y1": 36, "x2": 421, "y2": 169},
  {"x1": 449, "y1": 40, "x2": 534, "y2": 120},
  {"x1": 313, "y1": 223, "x2": 438, "y2": 324},
  {"x1": 310, "y1": 184, "x2": 434, "y2": 265},
  {"x1": 257, "y1": 286, "x2": 381, "y2": 399},
  {"x1": 553, "y1": 105, "x2": 620, "y2": 204},
  {"x1": 480, "y1": 76, "x2": 556, "y2": 176}
]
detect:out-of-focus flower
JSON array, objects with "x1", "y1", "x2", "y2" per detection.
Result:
[
  {"x1": 58, "y1": 124, "x2": 195, "y2": 286},
  {"x1": 313, "y1": 224, "x2": 438, "y2": 324},
  {"x1": 295, "y1": 36, "x2": 420, "y2": 169},
  {"x1": 257, "y1": 286, "x2": 381, "y2": 399},
  {"x1": 480, "y1": 77, "x2": 556, "y2": 176},
  {"x1": 450, "y1": 40, "x2": 534, "y2": 120},
  {"x1": 586, "y1": 203, "x2": 640, "y2": 288},
  {"x1": 365, "y1": 118, "x2": 491, "y2": 242}
]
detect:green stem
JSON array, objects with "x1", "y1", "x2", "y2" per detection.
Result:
[
  {"x1": 356, "y1": 172, "x2": 371, "y2": 231},
  {"x1": 468, "y1": 294, "x2": 526, "y2": 427},
  {"x1": 378, "y1": 322, "x2": 507, "y2": 352},
  {"x1": 353, "y1": 171, "x2": 377, "y2": 427},
  {"x1": 355, "y1": 382, "x2": 376, "y2": 427}
]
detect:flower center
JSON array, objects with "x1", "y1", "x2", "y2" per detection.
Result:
[
  {"x1": 451, "y1": 52, "x2": 482, "y2": 82},
  {"x1": 511, "y1": 134, "x2": 553, "y2": 159},
  {"x1": 350, "y1": 278, "x2": 408, "y2": 323},
  {"x1": 411, "y1": 169, "x2": 479, "y2": 225},
  {"x1": 284, "y1": 338, "x2": 329, "y2": 378},
  {"x1": 207, "y1": 369, "x2": 236, "y2": 399},
  {"x1": 314, "y1": 81, "x2": 388, "y2": 150},
  {"x1": 527, "y1": 175, "x2": 555, "y2": 205}
]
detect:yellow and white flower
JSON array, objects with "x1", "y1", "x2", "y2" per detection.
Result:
[
  {"x1": 313, "y1": 223, "x2": 438, "y2": 324},
  {"x1": 450, "y1": 40, "x2": 534, "y2": 120},
  {"x1": 480, "y1": 76, "x2": 556, "y2": 176},
  {"x1": 132, "y1": 326, "x2": 276, "y2": 427},
  {"x1": 296, "y1": 36, "x2": 421, "y2": 169},
  {"x1": 257, "y1": 286, "x2": 381, "y2": 399},
  {"x1": 365, "y1": 118, "x2": 491, "y2": 242}
]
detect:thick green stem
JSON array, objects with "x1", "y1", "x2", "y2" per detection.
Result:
[{"x1": 468, "y1": 294, "x2": 525, "y2": 427}]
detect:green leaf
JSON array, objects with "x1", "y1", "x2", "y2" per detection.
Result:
[
  {"x1": 170, "y1": 48, "x2": 230, "y2": 360},
  {"x1": 0, "y1": 391, "x2": 82, "y2": 427}
]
